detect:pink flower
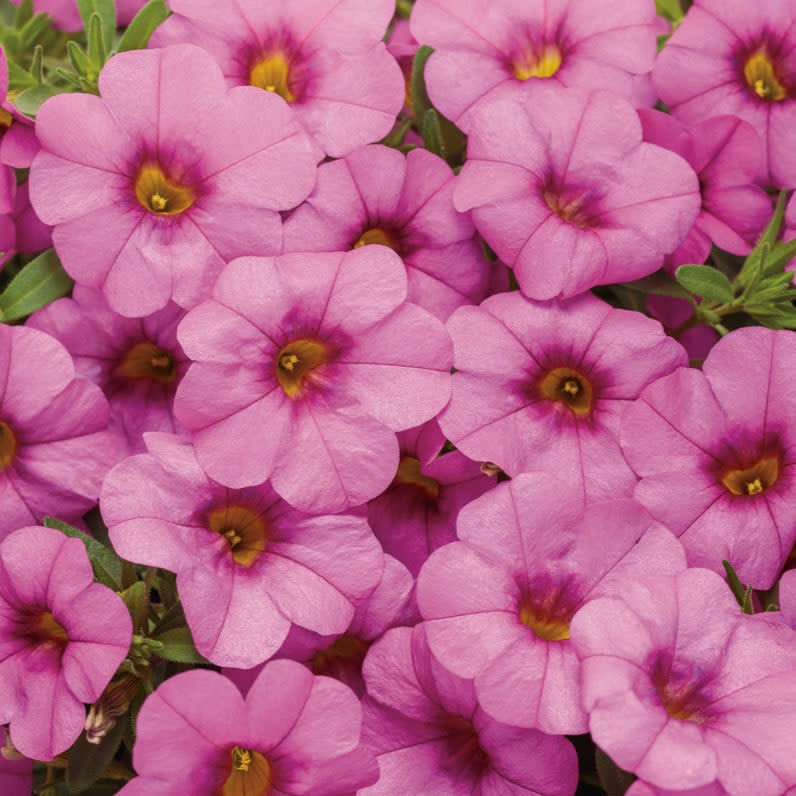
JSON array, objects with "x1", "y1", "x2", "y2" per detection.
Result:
[
  {"x1": 29, "y1": 286, "x2": 188, "y2": 455},
  {"x1": 653, "y1": 0, "x2": 796, "y2": 187},
  {"x1": 284, "y1": 144, "x2": 499, "y2": 321},
  {"x1": 151, "y1": 0, "x2": 403, "y2": 159},
  {"x1": 440, "y1": 291, "x2": 687, "y2": 499},
  {"x1": 117, "y1": 0, "x2": 146, "y2": 26},
  {"x1": 29, "y1": 44, "x2": 317, "y2": 317},
  {"x1": 12, "y1": 181, "x2": 51, "y2": 255},
  {"x1": 621, "y1": 326, "x2": 796, "y2": 588},
  {"x1": 0, "y1": 755, "x2": 30, "y2": 796},
  {"x1": 639, "y1": 111, "x2": 772, "y2": 268},
  {"x1": 571, "y1": 568, "x2": 796, "y2": 794},
  {"x1": 173, "y1": 248, "x2": 452, "y2": 513},
  {"x1": 0, "y1": 325, "x2": 120, "y2": 537},
  {"x1": 410, "y1": 0, "x2": 658, "y2": 131},
  {"x1": 455, "y1": 86, "x2": 700, "y2": 299},
  {"x1": 119, "y1": 661, "x2": 378, "y2": 795},
  {"x1": 8, "y1": 0, "x2": 81, "y2": 32},
  {"x1": 417, "y1": 473, "x2": 687, "y2": 734},
  {"x1": 361, "y1": 624, "x2": 579, "y2": 795},
  {"x1": 0, "y1": 49, "x2": 39, "y2": 169},
  {"x1": 367, "y1": 420, "x2": 494, "y2": 576},
  {"x1": 778, "y1": 569, "x2": 796, "y2": 629},
  {"x1": 646, "y1": 295, "x2": 718, "y2": 362},
  {"x1": 102, "y1": 433, "x2": 384, "y2": 669},
  {"x1": 0, "y1": 526, "x2": 131, "y2": 761}
]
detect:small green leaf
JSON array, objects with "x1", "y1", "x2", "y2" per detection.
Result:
[
  {"x1": 154, "y1": 626, "x2": 209, "y2": 664},
  {"x1": 119, "y1": 581, "x2": 150, "y2": 635},
  {"x1": 737, "y1": 191, "x2": 786, "y2": 288},
  {"x1": 11, "y1": 84, "x2": 61, "y2": 117},
  {"x1": 0, "y1": 248, "x2": 73, "y2": 321},
  {"x1": 422, "y1": 108, "x2": 445, "y2": 158},
  {"x1": 78, "y1": 0, "x2": 116, "y2": 49},
  {"x1": 86, "y1": 12, "x2": 107, "y2": 69},
  {"x1": 66, "y1": 711, "x2": 126, "y2": 794},
  {"x1": 761, "y1": 237, "x2": 796, "y2": 278},
  {"x1": 723, "y1": 560, "x2": 753, "y2": 613},
  {"x1": 655, "y1": 0, "x2": 682, "y2": 22},
  {"x1": 67, "y1": 40, "x2": 91, "y2": 77},
  {"x1": 675, "y1": 264, "x2": 734, "y2": 303},
  {"x1": 620, "y1": 270, "x2": 696, "y2": 301},
  {"x1": 7, "y1": 59, "x2": 38, "y2": 91},
  {"x1": 411, "y1": 45, "x2": 434, "y2": 123},
  {"x1": 13, "y1": 0, "x2": 34, "y2": 27},
  {"x1": 43, "y1": 517, "x2": 124, "y2": 591},
  {"x1": 30, "y1": 44, "x2": 44, "y2": 84},
  {"x1": 116, "y1": 0, "x2": 170, "y2": 53}
]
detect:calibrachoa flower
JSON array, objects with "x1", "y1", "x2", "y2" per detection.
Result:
[
  {"x1": 29, "y1": 44, "x2": 317, "y2": 317},
  {"x1": 13, "y1": 181, "x2": 51, "y2": 255},
  {"x1": 621, "y1": 326, "x2": 796, "y2": 588},
  {"x1": 417, "y1": 474, "x2": 687, "y2": 734},
  {"x1": 102, "y1": 433, "x2": 384, "y2": 668},
  {"x1": 8, "y1": 0, "x2": 81, "y2": 32},
  {"x1": 119, "y1": 661, "x2": 378, "y2": 795},
  {"x1": 0, "y1": 49, "x2": 39, "y2": 169},
  {"x1": 455, "y1": 86, "x2": 701, "y2": 299},
  {"x1": 0, "y1": 325, "x2": 120, "y2": 536},
  {"x1": 440, "y1": 292, "x2": 687, "y2": 499},
  {"x1": 151, "y1": 0, "x2": 403, "y2": 159},
  {"x1": 361, "y1": 624, "x2": 579, "y2": 795},
  {"x1": 653, "y1": 0, "x2": 796, "y2": 187},
  {"x1": 0, "y1": 754, "x2": 30, "y2": 796},
  {"x1": 780, "y1": 569, "x2": 796, "y2": 629},
  {"x1": 0, "y1": 526, "x2": 131, "y2": 761},
  {"x1": 29, "y1": 286, "x2": 189, "y2": 454},
  {"x1": 646, "y1": 295, "x2": 718, "y2": 362},
  {"x1": 639, "y1": 111, "x2": 771, "y2": 268},
  {"x1": 367, "y1": 420, "x2": 494, "y2": 576},
  {"x1": 174, "y1": 248, "x2": 453, "y2": 513},
  {"x1": 410, "y1": 0, "x2": 658, "y2": 131},
  {"x1": 571, "y1": 568, "x2": 796, "y2": 794},
  {"x1": 283, "y1": 144, "x2": 498, "y2": 321},
  {"x1": 275, "y1": 554, "x2": 414, "y2": 696}
]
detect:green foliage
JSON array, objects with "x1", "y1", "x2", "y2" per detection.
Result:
[
  {"x1": 116, "y1": 0, "x2": 169, "y2": 53},
  {"x1": 0, "y1": 248, "x2": 73, "y2": 322},
  {"x1": 675, "y1": 264, "x2": 734, "y2": 303}
]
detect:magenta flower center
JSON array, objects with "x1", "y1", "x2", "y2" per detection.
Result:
[
  {"x1": 222, "y1": 745, "x2": 272, "y2": 796},
  {"x1": 275, "y1": 338, "x2": 330, "y2": 398},
  {"x1": 744, "y1": 48, "x2": 788, "y2": 101},
  {"x1": 29, "y1": 610, "x2": 69, "y2": 647},
  {"x1": 311, "y1": 634, "x2": 370, "y2": 678},
  {"x1": 439, "y1": 715, "x2": 490, "y2": 779},
  {"x1": 518, "y1": 587, "x2": 573, "y2": 642},
  {"x1": 512, "y1": 42, "x2": 563, "y2": 80},
  {"x1": 134, "y1": 163, "x2": 195, "y2": 215},
  {"x1": 394, "y1": 456, "x2": 441, "y2": 500},
  {"x1": 0, "y1": 106, "x2": 12, "y2": 129},
  {"x1": 0, "y1": 421, "x2": 17, "y2": 469},
  {"x1": 206, "y1": 505, "x2": 268, "y2": 567},
  {"x1": 353, "y1": 226, "x2": 402, "y2": 253},
  {"x1": 538, "y1": 366, "x2": 594, "y2": 416},
  {"x1": 249, "y1": 51, "x2": 296, "y2": 103},
  {"x1": 720, "y1": 453, "x2": 780, "y2": 497},
  {"x1": 543, "y1": 184, "x2": 597, "y2": 228},
  {"x1": 651, "y1": 653, "x2": 711, "y2": 724},
  {"x1": 117, "y1": 341, "x2": 177, "y2": 384}
]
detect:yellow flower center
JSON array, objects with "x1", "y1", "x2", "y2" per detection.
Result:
[
  {"x1": 222, "y1": 746, "x2": 272, "y2": 796},
  {"x1": 117, "y1": 341, "x2": 177, "y2": 384},
  {"x1": 0, "y1": 421, "x2": 17, "y2": 470},
  {"x1": 394, "y1": 456, "x2": 441, "y2": 500},
  {"x1": 32, "y1": 611, "x2": 68, "y2": 646},
  {"x1": 275, "y1": 339, "x2": 329, "y2": 398},
  {"x1": 353, "y1": 227, "x2": 400, "y2": 251},
  {"x1": 207, "y1": 505, "x2": 268, "y2": 567},
  {"x1": 720, "y1": 455, "x2": 780, "y2": 497},
  {"x1": 249, "y1": 53, "x2": 295, "y2": 102},
  {"x1": 744, "y1": 50, "x2": 787, "y2": 101},
  {"x1": 514, "y1": 45, "x2": 563, "y2": 80},
  {"x1": 311, "y1": 634, "x2": 370, "y2": 677},
  {"x1": 134, "y1": 163, "x2": 195, "y2": 215},
  {"x1": 0, "y1": 107, "x2": 13, "y2": 129},
  {"x1": 518, "y1": 599, "x2": 571, "y2": 642},
  {"x1": 539, "y1": 367, "x2": 593, "y2": 416}
]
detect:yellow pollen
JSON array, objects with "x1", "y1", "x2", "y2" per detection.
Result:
[
  {"x1": 519, "y1": 601, "x2": 570, "y2": 642},
  {"x1": 117, "y1": 341, "x2": 177, "y2": 384},
  {"x1": 33, "y1": 611, "x2": 68, "y2": 645},
  {"x1": 721, "y1": 455, "x2": 779, "y2": 497},
  {"x1": 353, "y1": 227, "x2": 400, "y2": 251},
  {"x1": 207, "y1": 505, "x2": 268, "y2": 567},
  {"x1": 746, "y1": 478, "x2": 764, "y2": 495},
  {"x1": 514, "y1": 45, "x2": 563, "y2": 81},
  {"x1": 539, "y1": 367, "x2": 593, "y2": 416},
  {"x1": 0, "y1": 107, "x2": 13, "y2": 129},
  {"x1": 562, "y1": 379, "x2": 580, "y2": 396},
  {"x1": 275, "y1": 339, "x2": 329, "y2": 398},
  {"x1": 249, "y1": 53, "x2": 295, "y2": 102},
  {"x1": 744, "y1": 50, "x2": 787, "y2": 101},
  {"x1": 223, "y1": 746, "x2": 272, "y2": 796},
  {"x1": 0, "y1": 421, "x2": 17, "y2": 470},
  {"x1": 235, "y1": 748, "x2": 252, "y2": 772},
  {"x1": 134, "y1": 163, "x2": 195, "y2": 215},
  {"x1": 395, "y1": 456, "x2": 441, "y2": 500}
]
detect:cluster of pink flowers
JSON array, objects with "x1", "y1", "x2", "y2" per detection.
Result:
[{"x1": 0, "y1": 0, "x2": 795, "y2": 793}]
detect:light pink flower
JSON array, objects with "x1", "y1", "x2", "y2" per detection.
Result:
[
  {"x1": 646, "y1": 295, "x2": 718, "y2": 362},
  {"x1": 119, "y1": 661, "x2": 378, "y2": 795},
  {"x1": 621, "y1": 326, "x2": 796, "y2": 588},
  {"x1": 0, "y1": 49, "x2": 39, "y2": 169},
  {"x1": 284, "y1": 145, "x2": 499, "y2": 321},
  {"x1": 440, "y1": 291, "x2": 687, "y2": 499},
  {"x1": 173, "y1": 248, "x2": 452, "y2": 513},
  {"x1": 571, "y1": 568, "x2": 796, "y2": 794},
  {"x1": 0, "y1": 325, "x2": 120, "y2": 537},
  {"x1": 30, "y1": 44, "x2": 317, "y2": 317},
  {"x1": 12, "y1": 181, "x2": 51, "y2": 255},
  {"x1": 8, "y1": 0, "x2": 81, "y2": 31},
  {"x1": 361, "y1": 624, "x2": 579, "y2": 795},
  {"x1": 455, "y1": 86, "x2": 700, "y2": 299},
  {"x1": 410, "y1": 0, "x2": 658, "y2": 131},
  {"x1": 417, "y1": 473, "x2": 686, "y2": 734},
  {"x1": 102, "y1": 433, "x2": 384, "y2": 669},
  {"x1": 778, "y1": 569, "x2": 796, "y2": 630},
  {"x1": 29, "y1": 286, "x2": 188, "y2": 455},
  {"x1": 151, "y1": 0, "x2": 403, "y2": 159},
  {"x1": 653, "y1": 0, "x2": 796, "y2": 188},
  {"x1": 0, "y1": 526, "x2": 131, "y2": 761}
]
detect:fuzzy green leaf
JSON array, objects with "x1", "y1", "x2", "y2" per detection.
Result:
[
  {"x1": 0, "y1": 248, "x2": 73, "y2": 321},
  {"x1": 116, "y1": 0, "x2": 169, "y2": 53},
  {"x1": 154, "y1": 627, "x2": 208, "y2": 664},
  {"x1": 675, "y1": 264, "x2": 734, "y2": 303}
]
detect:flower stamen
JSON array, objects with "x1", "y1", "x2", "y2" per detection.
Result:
[
  {"x1": 0, "y1": 421, "x2": 17, "y2": 470},
  {"x1": 134, "y1": 163, "x2": 195, "y2": 216}
]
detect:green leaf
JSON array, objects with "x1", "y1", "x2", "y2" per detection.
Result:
[
  {"x1": 675, "y1": 264, "x2": 734, "y2": 303},
  {"x1": 411, "y1": 45, "x2": 434, "y2": 123},
  {"x1": 761, "y1": 237, "x2": 796, "y2": 278},
  {"x1": 86, "y1": 12, "x2": 107, "y2": 69},
  {"x1": 119, "y1": 581, "x2": 150, "y2": 635},
  {"x1": 737, "y1": 191, "x2": 786, "y2": 288},
  {"x1": 30, "y1": 44, "x2": 44, "y2": 84},
  {"x1": 422, "y1": 108, "x2": 445, "y2": 158},
  {"x1": 66, "y1": 711, "x2": 126, "y2": 794},
  {"x1": 154, "y1": 626, "x2": 209, "y2": 664},
  {"x1": 655, "y1": 0, "x2": 682, "y2": 22},
  {"x1": 77, "y1": 0, "x2": 116, "y2": 48},
  {"x1": 723, "y1": 560, "x2": 753, "y2": 613},
  {"x1": 7, "y1": 59, "x2": 38, "y2": 91},
  {"x1": 13, "y1": 0, "x2": 34, "y2": 27},
  {"x1": 67, "y1": 40, "x2": 91, "y2": 77},
  {"x1": 11, "y1": 84, "x2": 61, "y2": 117},
  {"x1": 595, "y1": 746, "x2": 636, "y2": 796},
  {"x1": 116, "y1": 0, "x2": 170, "y2": 53},
  {"x1": 620, "y1": 270, "x2": 696, "y2": 301},
  {"x1": 0, "y1": 248, "x2": 73, "y2": 321},
  {"x1": 43, "y1": 517, "x2": 124, "y2": 591}
]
